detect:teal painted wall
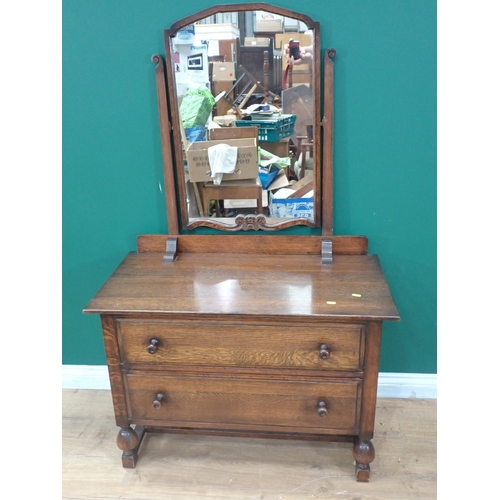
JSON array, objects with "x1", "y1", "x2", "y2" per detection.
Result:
[{"x1": 63, "y1": 0, "x2": 436, "y2": 373}]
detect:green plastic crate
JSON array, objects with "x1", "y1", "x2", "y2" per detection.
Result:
[{"x1": 235, "y1": 114, "x2": 296, "y2": 142}]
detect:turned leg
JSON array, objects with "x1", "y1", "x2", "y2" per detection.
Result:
[
  {"x1": 353, "y1": 321, "x2": 383, "y2": 481},
  {"x1": 352, "y1": 437, "x2": 375, "y2": 482},
  {"x1": 116, "y1": 425, "x2": 146, "y2": 468}
]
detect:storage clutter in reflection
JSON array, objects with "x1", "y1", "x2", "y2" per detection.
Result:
[{"x1": 172, "y1": 10, "x2": 315, "y2": 221}]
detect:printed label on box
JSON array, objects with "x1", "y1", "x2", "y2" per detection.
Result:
[{"x1": 269, "y1": 196, "x2": 314, "y2": 220}]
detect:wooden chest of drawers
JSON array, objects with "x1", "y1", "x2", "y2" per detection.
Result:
[{"x1": 84, "y1": 246, "x2": 399, "y2": 481}]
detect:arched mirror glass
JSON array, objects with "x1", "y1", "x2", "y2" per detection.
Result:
[{"x1": 162, "y1": 3, "x2": 322, "y2": 231}]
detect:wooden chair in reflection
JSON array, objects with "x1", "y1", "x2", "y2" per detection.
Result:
[
  {"x1": 219, "y1": 46, "x2": 280, "y2": 117},
  {"x1": 295, "y1": 124, "x2": 314, "y2": 180},
  {"x1": 202, "y1": 126, "x2": 263, "y2": 217},
  {"x1": 237, "y1": 37, "x2": 282, "y2": 96},
  {"x1": 281, "y1": 84, "x2": 314, "y2": 179}
]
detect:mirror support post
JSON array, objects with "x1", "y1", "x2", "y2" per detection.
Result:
[
  {"x1": 152, "y1": 54, "x2": 179, "y2": 235},
  {"x1": 321, "y1": 49, "x2": 336, "y2": 236}
]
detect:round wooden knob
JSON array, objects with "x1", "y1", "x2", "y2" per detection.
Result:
[
  {"x1": 147, "y1": 338, "x2": 160, "y2": 354},
  {"x1": 317, "y1": 400, "x2": 328, "y2": 417},
  {"x1": 152, "y1": 393, "x2": 164, "y2": 409},
  {"x1": 319, "y1": 344, "x2": 330, "y2": 359}
]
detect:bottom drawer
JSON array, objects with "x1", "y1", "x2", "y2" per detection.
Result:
[{"x1": 125, "y1": 374, "x2": 361, "y2": 435}]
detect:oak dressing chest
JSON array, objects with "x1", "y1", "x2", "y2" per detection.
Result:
[{"x1": 84, "y1": 3, "x2": 399, "y2": 481}]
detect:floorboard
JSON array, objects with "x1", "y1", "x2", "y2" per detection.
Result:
[{"x1": 62, "y1": 389, "x2": 436, "y2": 499}]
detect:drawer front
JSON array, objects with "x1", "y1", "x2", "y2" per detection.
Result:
[
  {"x1": 125, "y1": 374, "x2": 361, "y2": 433},
  {"x1": 117, "y1": 320, "x2": 364, "y2": 371}
]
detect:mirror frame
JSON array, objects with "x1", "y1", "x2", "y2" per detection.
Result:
[{"x1": 156, "y1": 3, "x2": 332, "y2": 232}]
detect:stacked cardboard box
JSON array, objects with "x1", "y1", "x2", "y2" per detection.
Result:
[{"x1": 186, "y1": 138, "x2": 258, "y2": 183}]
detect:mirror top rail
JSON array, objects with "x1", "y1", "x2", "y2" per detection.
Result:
[{"x1": 168, "y1": 3, "x2": 316, "y2": 34}]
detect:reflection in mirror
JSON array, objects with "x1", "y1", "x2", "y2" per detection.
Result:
[
  {"x1": 194, "y1": 273, "x2": 312, "y2": 315},
  {"x1": 167, "y1": 6, "x2": 319, "y2": 230}
]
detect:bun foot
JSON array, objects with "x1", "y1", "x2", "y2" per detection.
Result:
[
  {"x1": 353, "y1": 438, "x2": 375, "y2": 482},
  {"x1": 117, "y1": 425, "x2": 146, "y2": 468},
  {"x1": 355, "y1": 462, "x2": 371, "y2": 482}
]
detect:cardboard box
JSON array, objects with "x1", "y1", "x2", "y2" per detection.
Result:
[
  {"x1": 212, "y1": 62, "x2": 236, "y2": 82},
  {"x1": 262, "y1": 139, "x2": 290, "y2": 159},
  {"x1": 288, "y1": 72, "x2": 312, "y2": 87},
  {"x1": 269, "y1": 190, "x2": 314, "y2": 220},
  {"x1": 224, "y1": 189, "x2": 268, "y2": 209},
  {"x1": 258, "y1": 167, "x2": 279, "y2": 190},
  {"x1": 255, "y1": 19, "x2": 283, "y2": 32},
  {"x1": 186, "y1": 138, "x2": 258, "y2": 183},
  {"x1": 243, "y1": 37, "x2": 271, "y2": 47},
  {"x1": 267, "y1": 169, "x2": 290, "y2": 191}
]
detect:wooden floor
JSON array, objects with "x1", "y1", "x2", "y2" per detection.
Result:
[{"x1": 62, "y1": 389, "x2": 436, "y2": 499}]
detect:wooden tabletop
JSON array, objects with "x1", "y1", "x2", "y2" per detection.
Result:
[{"x1": 83, "y1": 252, "x2": 400, "y2": 321}]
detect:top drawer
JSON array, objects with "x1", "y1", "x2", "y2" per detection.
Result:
[{"x1": 116, "y1": 320, "x2": 364, "y2": 372}]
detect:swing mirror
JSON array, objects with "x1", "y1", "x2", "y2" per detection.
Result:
[{"x1": 161, "y1": 3, "x2": 324, "y2": 231}]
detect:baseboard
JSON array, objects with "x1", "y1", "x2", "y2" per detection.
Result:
[
  {"x1": 375, "y1": 372, "x2": 436, "y2": 399},
  {"x1": 62, "y1": 365, "x2": 436, "y2": 399},
  {"x1": 62, "y1": 365, "x2": 111, "y2": 390}
]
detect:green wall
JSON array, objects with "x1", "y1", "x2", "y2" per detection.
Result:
[{"x1": 63, "y1": 0, "x2": 436, "y2": 373}]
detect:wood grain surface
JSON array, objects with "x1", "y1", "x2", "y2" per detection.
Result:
[
  {"x1": 83, "y1": 252, "x2": 399, "y2": 321},
  {"x1": 124, "y1": 374, "x2": 360, "y2": 434},
  {"x1": 136, "y1": 234, "x2": 368, "y2": 255},
  {"x1": 117, "y1": 320, "x2": 364, "y2": 371}
]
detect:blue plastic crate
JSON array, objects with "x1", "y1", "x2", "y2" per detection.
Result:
[{"x1": 235, "y1": 114, "x2": 296, "y2": 142}]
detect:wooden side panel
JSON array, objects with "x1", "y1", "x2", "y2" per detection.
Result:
[
  {"x1": 359, "y1": 321, "x2": 383, "y2": 441},
  {"x1": 136, "y1": 234, "x2": 368, "y2": 255},
  {"x1": 100, "y1": 315, "x2": 128, "y2": 427}
]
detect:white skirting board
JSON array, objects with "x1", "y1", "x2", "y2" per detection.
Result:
[{"x1": 61, "y1": 365, "x2": 437, "y2": 399}]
